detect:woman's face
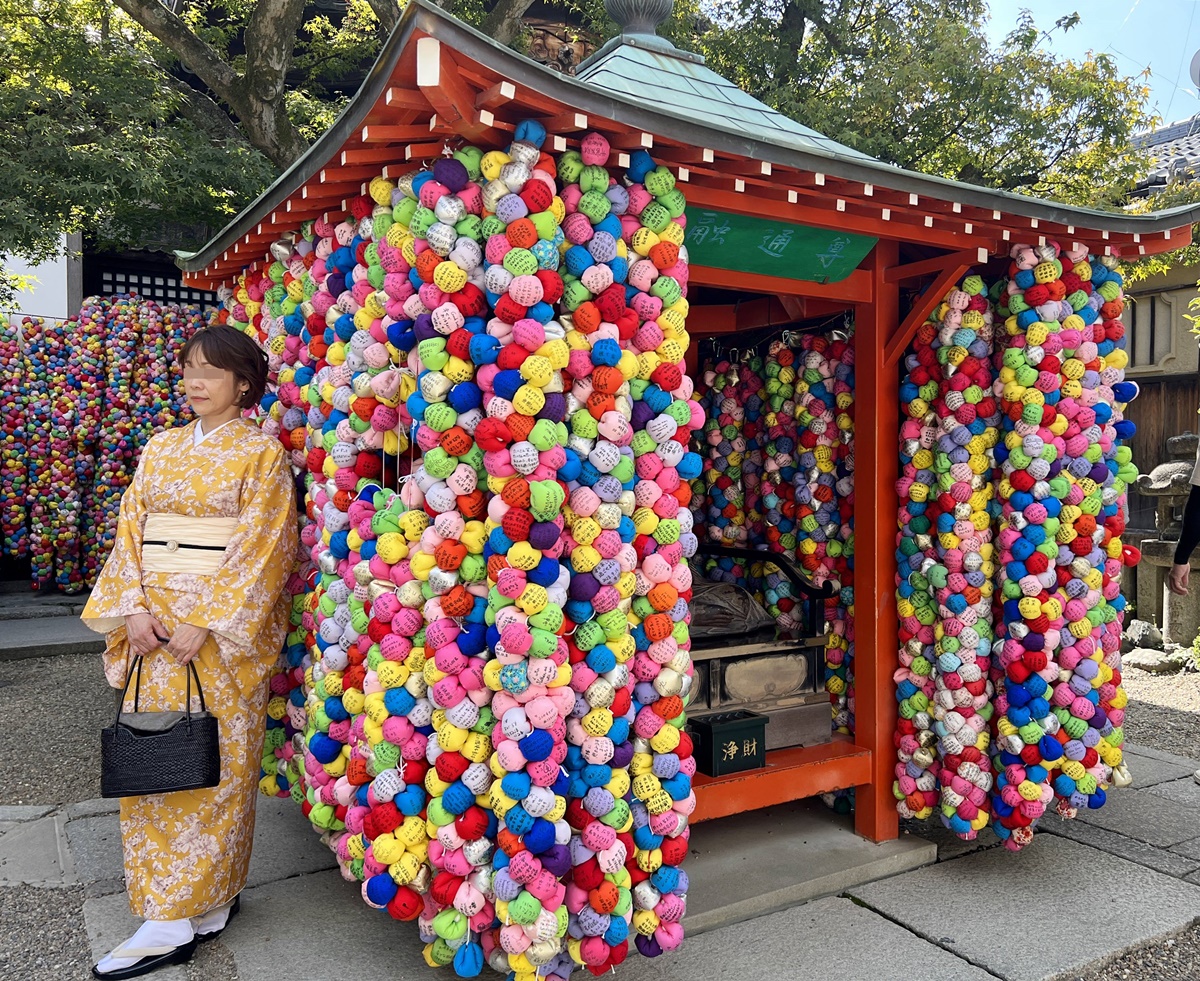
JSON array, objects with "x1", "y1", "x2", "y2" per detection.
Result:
[{"x1": 182, "y1": 349, "x2": 245, "y2": 421}]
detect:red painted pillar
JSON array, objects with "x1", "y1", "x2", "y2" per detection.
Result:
[{"x1": 853, "y1": 240, "x2": 901, "y2": 843}]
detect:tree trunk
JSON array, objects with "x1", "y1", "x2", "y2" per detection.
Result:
[{"x1": 481, "y1": 0, "x2": 537, "y2": 48}]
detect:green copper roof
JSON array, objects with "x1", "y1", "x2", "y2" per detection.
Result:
[{"x1": 574, "y1": 37, "x2": 875, "y2": 163}]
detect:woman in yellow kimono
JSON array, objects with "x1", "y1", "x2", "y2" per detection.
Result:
[{"x1": 82, "y1": 323, "x2": 298, "y2": 980}]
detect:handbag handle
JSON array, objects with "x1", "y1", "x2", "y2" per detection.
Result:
[{"x1": 114, "y1": 655, "x2": 208, "y2": 725}]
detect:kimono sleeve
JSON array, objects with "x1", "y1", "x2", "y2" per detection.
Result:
[
  {"x1": 81, "y1": 440, "x2": 153, "y2": 635},
  {"x1": 183, "y1": 443, "x2": 298, "y2": 649}
]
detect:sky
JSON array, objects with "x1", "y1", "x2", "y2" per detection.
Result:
[{"x1": 983, "y1": 0, "x2": 1200, "y2": 127}]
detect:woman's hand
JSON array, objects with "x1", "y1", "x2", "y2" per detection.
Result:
[
  {"x1": 125, "y1": 612, "x2": 170, "y2": 657},
  {"x1": 1169, "y1": 563, "x2": 1191, "y2": 597},
  {"x1": 165, "y1": 624, "x2": 210, "y2": 666}
]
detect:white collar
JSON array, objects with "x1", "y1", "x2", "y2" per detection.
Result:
[{"x1": 193, "y1": 418, "x2": 238, "y2": 446}]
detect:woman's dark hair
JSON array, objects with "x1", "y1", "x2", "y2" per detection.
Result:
[{"x1": 179, "y1": 324, "x2": 268, "y2": 409}]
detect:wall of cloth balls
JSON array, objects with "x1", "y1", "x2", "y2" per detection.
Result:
[
  {"x1": 223, "y1": 122, "x2": 706, "y2": 978},
  {"x1": 689, "y1": 329, "x2": 856, "y2": 735},
  {"x1": 0, "y1": 298, "x2": 203, "y2": 592},
  {"x1": 893, "y1": 247, "x2": 1139, "y2": 852}
]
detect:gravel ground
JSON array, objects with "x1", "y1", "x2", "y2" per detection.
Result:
[
  {"x1": 1120, "y1": 666, "x2": 1200, "y2": 761},
  {"x1": 0, "y1": 883, "x2": 93, "y2": 981},
  {"x1": 1072, "y1": 931, "x2": 1200, "y2": 981},
  {"x1": 0, "y1": 653, "x2": 111, "y2": 806}
]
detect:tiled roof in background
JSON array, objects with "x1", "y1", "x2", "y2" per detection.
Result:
[{"x1": 1133, "y1": 115, "x2": 1200, "y2": 193}]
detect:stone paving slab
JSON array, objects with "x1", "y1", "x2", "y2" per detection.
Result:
[
  {"x1": 83, "y1": 891, "x2": 186, "y2": 981},
  {"x1": 0, "y1": 616, "x2": 104, "y2": 662},
  {"x1": 222, "y1": 874, "x2": 996, "y2": 981},
  {"x1": 1146, "y1": 777, "x2": 1200, "y2": 807},
  {"x1": 65, "y1": 815, "x2": 124, "y2": 886},
  {"x1": 58, "y1": 796, "x2": 338, "y2": 896},
  {"x1": 244, "y1": 796, "x2": 338, "y2": 888},
  {"x1": 1072, "y1": 787, "x2": 1200, "y2": 848},
  {"x1": 1123, "y1": 742, "x2": 1200, "y2": 770},
  {"x1": 850, "y1": 835, "x2": 1200, "y2": 981},
  {"x1": 904, "y1": 820, "x2": 1002, "y2": 863},
  {"x1": 0, "y1": 813, "x2": 75, "y2": 887},
  {"x1": 224, "y1": 870, "x2": 427, "y2": 980},
  {"x1": 1125, "y1": 748, "x2": 1197, "y2": 789},
  {"x1": 66, "y1": 799, "x2": 119, "y2": 822},
  {"x1": 617, "y1": 897, "x2": 998, "y2": 981},
  {"x1": 1042, "y1": 815, "x2": 1200, "y2": 879},
  {"x1": 0, "y1": 596, "x2": 83, "y2": 621},
  {"x1": 0, "y1": 805, "x2": 56, "y2": 822}
]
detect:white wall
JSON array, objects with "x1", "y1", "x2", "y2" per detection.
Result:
[{"x1": 3, "y1": 234, "x2": 81, "y2": 323}]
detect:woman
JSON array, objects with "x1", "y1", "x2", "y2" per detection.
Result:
[{"x1": 82, "y1": 323, "x2": 298, "y2": 979}]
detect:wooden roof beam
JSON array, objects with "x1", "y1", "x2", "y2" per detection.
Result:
[
  {"x1": 690, "y1": 264, "x2": 873, "y2": 304},
  {"x1": 341, "y1": 147, "x2": 408, "y2": 166},
  {"x1": 884, "y1": 249, "x2": 989, "y2": 283},
  {"x1": 883, "y1": 258, "x2": 976, "y2": 367},
  {"x1": 475, "y1": 80, "x2": 515, "y2": 110},
  {"x1": 416, "y1": 37, "x2": 493, "y2": 141},
  {"x1": 362, "y1": 122, "x2": 444, "y2": 143},
  {"x1": 384, "y1": 86, "x2": 430, "y2": 111}
]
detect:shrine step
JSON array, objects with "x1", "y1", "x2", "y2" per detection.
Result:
[
  {"x1": 683, "y1": 798, "x2": 937, "y2": 935},
  {"x1": 0, "y1": 615, "x2": 105, "y2": 662}
]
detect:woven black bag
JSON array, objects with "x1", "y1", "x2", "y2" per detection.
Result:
[{"x1": 100, "y1": 655, "x2": 221, "y2": 798}]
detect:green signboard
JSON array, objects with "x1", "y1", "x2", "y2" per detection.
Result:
[{"x1": 683, "y1": 207, "x2": 876, "y2": 285}]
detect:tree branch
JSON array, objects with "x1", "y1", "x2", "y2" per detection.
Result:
[
  {"x1": 244, "y1": 0, "x2": 309, "y2": 104},
  {"x1": 109, "y1": 0, "x2": 245, "y2": 114},
  {"x1": 481, "y1": 0, "x2": 536, "y2": 47},
  {"x1": 365, "y1": 0, "x2": 401, "y2": 35},
  {"x1": 162, "y1": 73, "x2": 248, "y2": 147}
]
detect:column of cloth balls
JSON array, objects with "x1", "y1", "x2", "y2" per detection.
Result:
[
  {"x1": 0, "y1": 318, "x2": 28, "y2": 559},
  {"x1": 22, "y1": 319, "x2": 58, "y2": 585},
  {"x1": 46, "y1": 319, "x2": 86, "y2": 590},
  {"x1": 71, "y1": 305, "x2": 108, "y2": 585},
  {"x1": 893, "y1": 277, "x2": 999, "y2": 837},
  {"x1": 263, "y1": 199, "x2": 440, "y2": 902},
  {"x1": 696, "y1": 358, "x2": 767, "y2": 588},
  {"x1": 695, "y1": 358, "x2": 750, "y2": 551},
  {"x1": 553, "y1": 135, "x2": 659, "y2": 977},
  {"x1": 893, "y1": 314, "x2": 946, "y2": 823},
  {"x1": 389, "y1": 140, "x2": 564, "y2": 977},
  {"x1": 926, "y1": 277, "x2": 998, "y2": 839},
  {"x1": 989, "y1": 243, "x2": 1137, "y2": 850},
  {"x1": 738, "y1": 353, "x2": 768, "y2": 561},
  {"x1": 762, "y1": 342, "x2": 813, "y2": 627},
  {"x1": 780, "y1": 333, "x2": 855, "y2": 730},
  {"x1": 560, "y1": 138, "x2": 703, "y2": 966}
]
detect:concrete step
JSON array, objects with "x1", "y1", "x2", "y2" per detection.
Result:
[
  {"x1": 682, "y1": 798, "x2": 935, "y2": 934},
  {"x1": 0, "y1": 590, "x2": 89, "y2": 621},
  {"x1": 0, "y1": 615, "x2": 105, "y2": 661}
]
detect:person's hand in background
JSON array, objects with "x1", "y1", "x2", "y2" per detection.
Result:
[{"x1": 1169, "y1": 563, "x2": 1191, "y2": 597}]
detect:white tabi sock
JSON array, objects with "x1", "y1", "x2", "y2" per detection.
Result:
[
  {"x1": 95, "y1": 917, "x2": 194, "y2": 974},
  {"x1": 192, "y1": 895, "x2": 237, "y2": 936}
]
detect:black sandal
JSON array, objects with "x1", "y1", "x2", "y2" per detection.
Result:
[
  {"x1": 91, "y1": 936, "x2": 198, "y2": 979},
  {"x1": 196, "y1": 894, "x2": 241, "y2": 942}
]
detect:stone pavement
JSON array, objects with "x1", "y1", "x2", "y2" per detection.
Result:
[{"x1": 4, "y1": 741, "x2": 1200, "y2": 981}]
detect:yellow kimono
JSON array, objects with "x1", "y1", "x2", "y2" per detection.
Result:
[{"x1": 82, "y1": 419, "x2": 298, "y2": 920}]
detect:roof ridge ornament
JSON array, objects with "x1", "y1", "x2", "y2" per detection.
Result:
[
  {"x1": 606, "y1": 0, "x2": 673, "y2": 38},
  {"x1": 579, "y1": 0, "x2": 702, "y2": 71}
]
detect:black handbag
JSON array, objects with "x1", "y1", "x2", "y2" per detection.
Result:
[{"x1": 100, "y1": 655, "x2": 222, "y2": 798}]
